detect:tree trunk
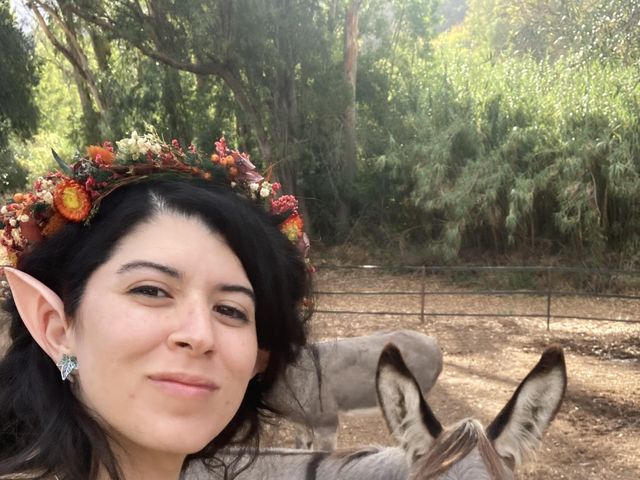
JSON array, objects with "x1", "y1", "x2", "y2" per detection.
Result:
[
  {"x1": 72, "y1": 72, "x2": 101, "y2": 142},
  {"x1": 337, "y1": 0, "x2": 360, "y2": 237},
  {"x1": 30, "y1": 1, "x2": 109, "y2": 141}
]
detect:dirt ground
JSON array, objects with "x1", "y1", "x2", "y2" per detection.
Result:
[{"x1": 263, "y1": 267, "x2": 640, "y2": 479}]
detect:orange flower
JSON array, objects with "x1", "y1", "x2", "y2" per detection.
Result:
[
  {"x1": 42, "y1": 212, "x2": 67, "y2": 237},
  {"x1": 53, "y1": 179, "x2": 91, "y2": 222},
  {"x1": 280, "y1": 214, "x2": 304, "y2": 241},
  {"x1": 87, "y1": 145, "x2": 115, "y2": 165}
]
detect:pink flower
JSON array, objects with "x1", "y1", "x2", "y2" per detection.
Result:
[
  {"x1": 215, "y1": 137, "x2": 227, "y2": 157},
  {"x1": 84, "y1": 177, "x2": 96, "y2": 191},
  {"x1": 271, "y1": 195, "x2": 299, "y2": 215}
]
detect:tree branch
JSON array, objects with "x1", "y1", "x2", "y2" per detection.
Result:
[
  {"x1": 29, "y1": 1, "x2": 107, "y2": 112},
  {"x1": 67, "y1": 3, "x2": 271, "y2": 158}
]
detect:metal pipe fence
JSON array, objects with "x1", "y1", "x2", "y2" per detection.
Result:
[{"x1": 312, "y1": 264, "x2": 640, "y2": 329}]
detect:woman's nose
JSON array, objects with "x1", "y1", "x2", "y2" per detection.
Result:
[{"x1": 167, "y1": 301, "x2": 216, "y2": 355}]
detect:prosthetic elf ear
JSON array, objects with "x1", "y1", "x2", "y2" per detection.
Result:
[
  {"x1": 253, "y1": 348, "x2": 270, "y2": 376},
  {"x1": 4, "y1": 267, "x2": 71, "y2": 363}
]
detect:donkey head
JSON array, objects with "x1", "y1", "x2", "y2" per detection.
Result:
[{"x1": 376, "y1": 344, "x2": 567, "y2": 480}]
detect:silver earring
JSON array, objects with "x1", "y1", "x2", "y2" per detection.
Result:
[{"x1": 56, "y1": 354, "x2": 78, "y2": 381}]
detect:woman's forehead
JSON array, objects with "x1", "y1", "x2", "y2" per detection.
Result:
[{"x1": 99, "y1": 213, "x2": 250, "y2": 284}]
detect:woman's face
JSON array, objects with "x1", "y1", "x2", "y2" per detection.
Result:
[{"x1": 68, "y1": 213, "x2": 260, "y2": 459}]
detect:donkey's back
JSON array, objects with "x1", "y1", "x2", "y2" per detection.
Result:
[
  {"x1": 184, "y1": 447, "x2": 409, "y2": 480},
  {"x1": 324, "y1": 330, "x2": 441, "y2": 411},
  {"x1": 265, "y1": 329, "x2": 442, "y2": 449}
]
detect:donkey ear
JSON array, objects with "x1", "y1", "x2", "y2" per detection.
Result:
[
  {"x1": 3, "y1": 267, "x2": 70, "y2": 363},
  {"x1": 486, "y1": 346, "x2": 567, "y2": 467},
  {"x1": 376, "y1": 343, "x2": 443, "y2": 460}
]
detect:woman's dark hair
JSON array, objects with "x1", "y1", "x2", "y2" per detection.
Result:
[{"x1": 0, "y1": 178, "x2": 312, "y2": 479}]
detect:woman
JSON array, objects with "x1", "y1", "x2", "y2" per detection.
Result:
[{"x1": 0, "y1": 131, "x2": 312, "y2": 479}]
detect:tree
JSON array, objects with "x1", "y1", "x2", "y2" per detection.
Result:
[
  {"x1": 58, "y1": 2, "x2": 327, "y2": 195},
  {"x1": 24, "y1": 0, "x2": 443, "y2": 243}
]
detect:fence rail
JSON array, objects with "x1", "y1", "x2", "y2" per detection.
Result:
[{"x1": 312, "y1": 264, "x2": 640, "y2": 329}]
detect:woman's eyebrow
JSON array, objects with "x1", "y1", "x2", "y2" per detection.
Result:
[
  {"x1": 220, "y1": 284, "x2": 255, "y2": 304},
  {"x1": 117, "y1": 260, "x2": 181, "y2": 278}
]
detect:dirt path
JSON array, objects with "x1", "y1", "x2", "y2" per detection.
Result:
[{"x1": 265, "y1": 268, "x2": 640, "y2": 479}]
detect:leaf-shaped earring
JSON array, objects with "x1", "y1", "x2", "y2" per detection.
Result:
[{"x1": 56, "y1": 354, "x2": 78, "y2": 381}]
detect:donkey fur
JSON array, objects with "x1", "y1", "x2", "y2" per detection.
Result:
[{"x1": 265, "y1": 329, "x2": 442, "y2": 449}]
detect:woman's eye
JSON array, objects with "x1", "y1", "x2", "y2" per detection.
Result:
[
  {"x1": 214, "y1": 304, "x2": 248, "y2": 322},
  {"x1": 129, "y1": 285, "x2": 169, "y2": 298}
]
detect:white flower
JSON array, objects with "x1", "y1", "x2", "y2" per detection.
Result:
[
  {"x1": 18, "y1": 214, "x2": 30, "y2": 223},
  {"x1": 259, "y1": 187, "x2": 270, "y2": 198},
  {"x1": 9, "y1": 219, "x2": 17, "y2": 227},
  {"x1": 11, "y1": 228, "x2": 21, "y2": 243},
  {"x1": 116, "y1": 139, "x2": 129, "y2": 153},
  {"x1": 42, "y1": 191, "x2": 54, "y2": 204},
  {"x1": 0, "y1": 206, "x2": 7, "y2": 215},
  {"x1": 116, "y1": 130, "x2": 165, "y2": 160},
  {"x1": 249, "y1": 183, "x2": 260, "y2": 192}
]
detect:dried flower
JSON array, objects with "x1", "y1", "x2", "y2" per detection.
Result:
[
  {"x1": 87, "y1": 145, "x2": 115, "y2": 165},
  {"x1": 53, "y1": 180, "x2": 91, "y2": 222}
]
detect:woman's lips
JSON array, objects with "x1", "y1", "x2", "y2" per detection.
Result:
[{"x1": 148, "y1": 373, "x2": 219, "y2": 397}]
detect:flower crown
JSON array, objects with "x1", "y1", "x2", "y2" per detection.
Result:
[{"x1": 0, "y1": 130, "x2": 310, "y2": 272}]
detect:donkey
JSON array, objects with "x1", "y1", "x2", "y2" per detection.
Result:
[
  {"x1": 376, "y1": 343, "x2": 567, "y2": 479},
  {"x1": 187, "y1": 344, "x2": 566, "y2": 479},
  {"x1": 185, "y1": 447, "x2": 409, "y2": 480},
  {"x1": 264, "y1": 330, "x2": 442, "y2": 450}
]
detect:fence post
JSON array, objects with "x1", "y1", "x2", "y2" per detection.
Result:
[
  {"x1": 420, "y1": 265, "x2": 426, "y2": 323},
  {"x1": 546, "y1": 268, "x2": 552, "y2": 331}
]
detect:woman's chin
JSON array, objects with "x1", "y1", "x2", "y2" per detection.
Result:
[{"x1": 153, "y1": 431, "x2": 219, "y2": 456}]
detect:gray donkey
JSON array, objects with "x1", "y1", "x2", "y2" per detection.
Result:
[
  {"x1": 264, "y1": 329, "x2": 442, "y2": 450},
  {"x1": 185, "y1": 344, "x2": 566, "y2": 480},
  {"x1": 374, "y1": 343, "x2": 567, "y2": 479},
  {"x1": 186, "y1": 447, "x2": 409, "y2": 480}
]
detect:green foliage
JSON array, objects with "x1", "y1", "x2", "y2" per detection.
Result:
[
  {"x1": 10, "y1": 33, "x2": 83, "y2": 185},
  {"x1": 464, "y1": 0, "x2": 640, "y2": 63},
  {"x1": 373, "y1": 35, "x2": 640, "y2": 264},
  {"x1": 0, "y1": 0, "x2": 39, "y2": 137},
  {"x1": 0, "y1": 1, "x2": 39, "y2": 193},
  {"x1": 0, "y1": 132, "x2": 28, "y2": 196}
]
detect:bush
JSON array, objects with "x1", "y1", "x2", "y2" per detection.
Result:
[{"x1": 364, "y1": 42, "x2": 640, "y2": 265}]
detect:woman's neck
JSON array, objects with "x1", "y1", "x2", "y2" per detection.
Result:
[{"x1": 98, "y1": 442, "x2": 186, "y2": 480}]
